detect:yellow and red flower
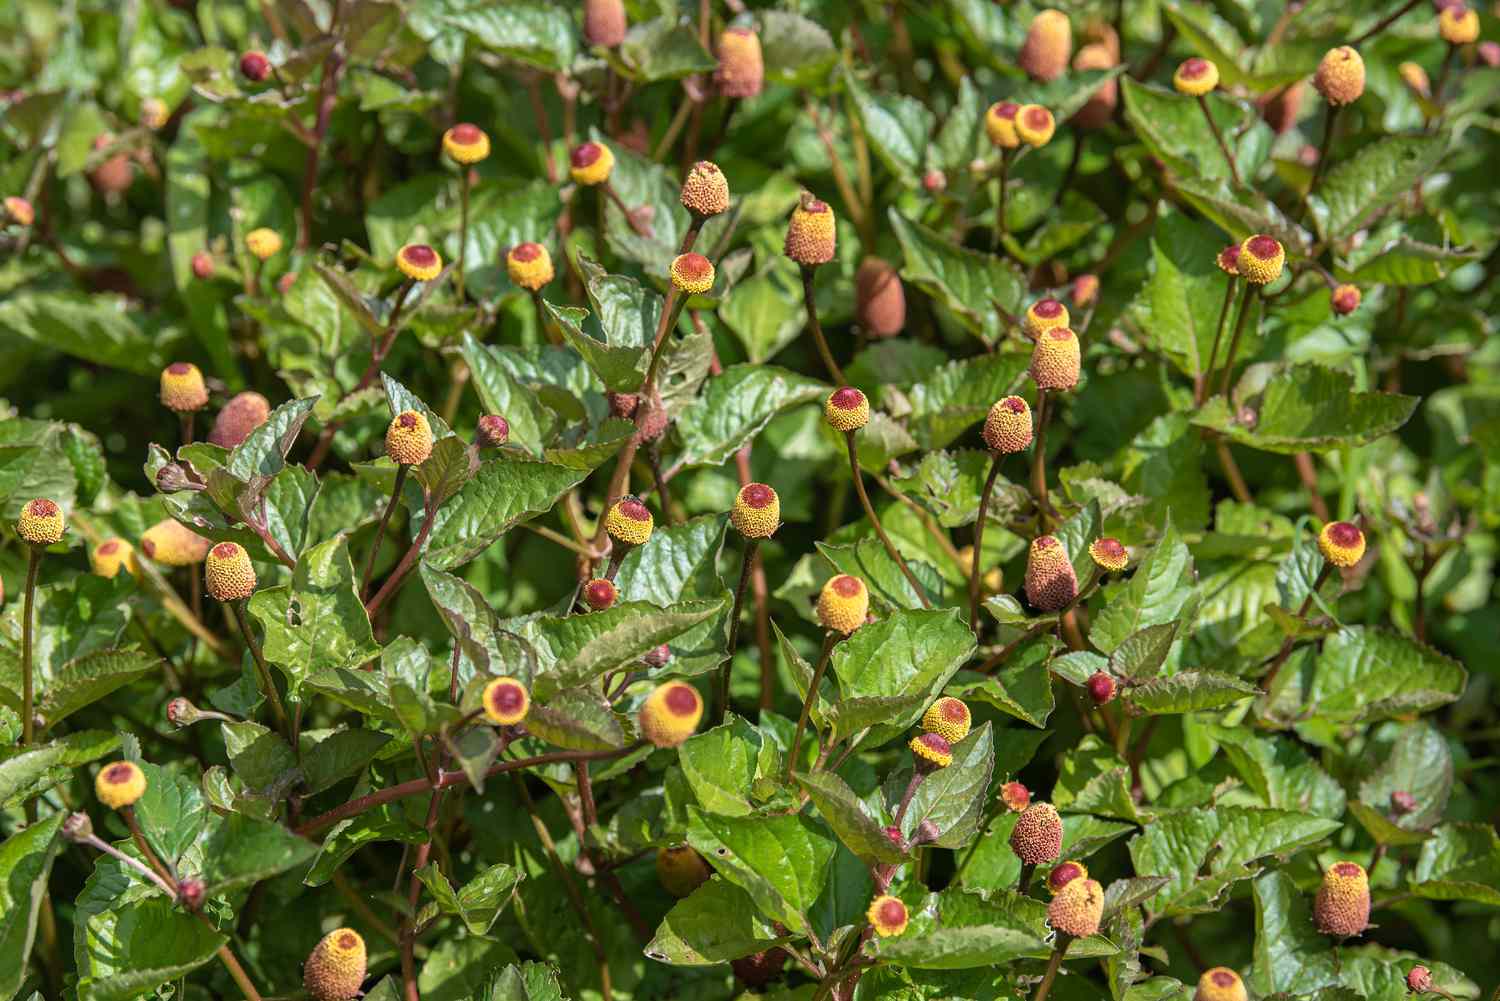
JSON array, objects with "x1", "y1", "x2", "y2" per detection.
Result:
[{"x1": 817, "y1": 574, "x2": 869, "y2": 635}]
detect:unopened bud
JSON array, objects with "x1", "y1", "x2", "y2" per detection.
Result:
[
  {"x1": 62, "y1": 812, "x2": 94, "y2": 842},
  {"x1": 178, "y1": 878, "x2": 206, "y2": 910}
]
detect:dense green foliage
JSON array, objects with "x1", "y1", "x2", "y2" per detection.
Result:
[{"x1": 0, "y1": 1, "x2": 1497, "y2": 1000}]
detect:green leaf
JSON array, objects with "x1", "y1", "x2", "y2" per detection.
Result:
[
  {"x1": 945, "y1": 634, "x2": 1058, "y2": 729},
  {"x1": 36, "y1": 649, "x2": 158, "y2": 732},
  {"x1": 679, "y1": 715, "x2": 766, "y2": 817},
  {"x1": 422, "y1": 453, "x2": 592, "y2": 569},
  {"x1": 1211, "y1": 727, "x2": 1347, "y2": 820},
  {"x1": 1193, "y1": 365, "x2": 1420, "y2": 454},
  {"x1": 760, "y1": 10, "x2": 838, "y2": 89},
  {"x1": 200, "y1": 813, "x2": 318, "y2": 894},
  {"x1": 300, "y1": 728, "x2": 392, "y2": 795},
  {"x1": 617, "y1": 514, "x2": 730, "y2": 606},
  {"x1": 644, "y1": 878, "x2": 790, "y2": 965},
  {"x1": 1052, "y1": 734, "x2": 1140, "y2": 822},
  {"x1": 413, "y1": 436, "x2": 479, "y2": 509},
  {"x1": 436, "y1": 1, "x2": 577, "y2": 72},
  {"x1": 889, "y1": 209, "x2": 1025, "y2": 345},
  {"x1": 1249, "y1": 870, "x2": 1339, "y2": 995},
  {"x1": 1134, "y1": 214, "x2": 1240, "y2": 381},
  {"x1": 719, "y1": 261, "x2": 804, "y2": 364},
  {"x1": 0, "y1": 813, "x2": 64, "y2": 1001},
  {"x1": 1124, "y1": 671, "x2": 1258, "y2": 715},
  {"x1": 1346, "y1": 801, "x2": 1431, "y2": 848},
  {"x1": 797, "y1": 770, "x2": 907, "y2": 865},
  {"x1": 1091, "y1": 515, "x2": 1196, "y2": 653},
  {"x1": 549, "y1": 260, "x2": 657, "y2": 391},
  {"x1": 0, "y1": 292, "x2": 171, "y2": 375},
  {"x1": 453, "y1": 863, "x2": 525, "y2": 935},
  {"x1": 831, "y1": 609, "x2": 976, "y2": 748},
  {"x1": 225, "y1": 395, "x2": 319, "y2": 490},
  {"x1": 1309, "y1": 135, "x2": 1447, "y2": 242},
  {"x1": 674, "y1": 364, "x2": 828, "y2": 468},
  {"x1": 906, "y1": 353, "x2": 1033, "y2": 450},
  {"x1": 687, "y1": 808, "x2": 837, "y2": 935},
  {"x1": 132, "y1": 763, "x2": 209, "y2": 864},
  {"x1": 1355, "y1": 723, "x2": 1452, "y2": 832},
  {"x1": 895, "y1": 723, "x2": 995, "y2": 849},
  {"x1": 1340, "y1": 224, "x2": 1481, "y2": 286},
  {"x1": 0, "y1": 730, "x2": 120, "y2": 807},
  {"x1": 1120, "y1": 78, "x2": 1267, "y2": 187},
  {"x1": 524, "y1": 687, "x2": 626, "y2": 751},
  {"x1": 869, "y1": 923, "x2": 1044, "y2": 970},
  {"x1": 817, "y1": 538, "x2": 949, "y2": 612},
  {"x1": 847, "y1": 68, "x2": 936, "y2": 187},
  {"x1": 617, "y1": 18, "x2": 716, "y2": 81},
  {"x1": 1277, "y1": 627, "x2": 1467, "y2": 724}
]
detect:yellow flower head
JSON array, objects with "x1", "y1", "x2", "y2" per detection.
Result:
[
  {"x1": 95, "y1": 760, "x2": 147, "y2": 809},
  {"x1": 1046, "y1": 860, "x2": 1088, "y2": 895},
  {"x1": 585, "y1": 0, "x2": 628, "y2": 48},
  {"x1": 477, "y1": 414, "x2": 510, "y2": 448},
  {"x1": 1216, "y1": 243, "x2": 1241, "y2": 275},
  {"x1": 867, "y1": 894, "x2": 909, "y2": 937},
  {"x1": 386, "y1": 410, "x2": 434, "y2": 466},
  {"x1": 1047, "y1": 877, "x2": 1104, "y2": 937},
  {"x1": 303, "y1": 928, "x2": 367, "y2": 1001},
  {"x1": 921, "y1": 696, "x2": 972, "y2": 742},
  {"x1": 785, "y1": 194, "x2": 836, "y2": 267},
  {"x1": 1318, "y1": 520, "x2": 1366, "y2": 568},
  {"x1": 1399, "y1": 61, "x2": 1431, "y2": 98},
  {"x1": 245, "y1": 227, "x2": 282, "y2": 260},
  {"x1": 396, "y1": 243, "x2": 442, "y2": 282},
  {"x1": 570, "y1": 142, "x2": 615, "y2": 186},
  {"x1": 1029, "y1": 327, "x2": 1081, "y2": 391},
  {"x1": 856, "y1": 256, "x2": 906, "y2": 338},
  {"x1": 731, "y1": 482, "x2": 780, "y2": 539},
  {"x1": 1238, "y1": 235, "x2": 1285, "y2": 285},
  {"x1": 1314, "y1": 861, "x2": 1370, "y2": 937},
  {"x1": 18, "y1": 498, "x2": 65, "y2": 546},
  {"x1": 985, "y1": 101, "x2": 1021, "y2": 149},
  {"x1": 1000, "y1": 780, "x2": 1031, "y2": 812},
  {"x1": 1072, "y1": 273, "x2": 1100, "y2": 307},
  {"x1": 1024, "y1": 298, "x2": 1070, "y2": 339},
  {"x1": 141, "y1": 519, "x2": 210, "y2": 567},
  {"x1": 161, "y1": 362, "x2": 209, "y2": 413},
  {"x1": 681, "y1": 160, "x2": 730, "y2": 218},
  {"x1": 824, "y1": 387, "x2": 870, "y2": 432},
  {"x1": 442, "y1": 122, "x2": 491, "y2": 164},
  {"x1": 670, "y1": 252, "x2": 716, "y2": 295},
  {"x1": 1195, "y1": 968, "x2": 1248, "y2": 1001},
  {"x1": 583, "y1": 577, "x2": 618, "y2": 611},
  {"x1": 141, "y1": 97, "x2": 170, "y2": 130},
  {"x1": 1089, "y1": 537, "x2": 1129, "y2": 573},
  {"x1": 4, "y1": 195, "x2": 35, "y2": 227},
  {"x1": 1174, "y1": 57, "x2": 1220, "y2": 96},
  {"x1": 1025, "y1": 535, "x2": 1078, "y2": 611},
  {"x1": 1020, "y1": 9, "x2": 1073, "y2": 83},
  {"x1": 91, "y1": 538, "x2": 138, "y2": 579},
  {"x1": 606, "y1": 496, "x2": 654, "y2": 547},
  {"x1": 1439, "y1": 5, "x2": 1480, "y2": 45},
  {"x1": 208, "y1": 391, "x2": 271, "y2": 448},
  {"x1": 910, "y1": 732, "x2": 954, "y2": 770},
  {"x1": 507, "y1": 242, "x2": 554, "y2": 291},
  {"x1": 482, "y1": 677, "x2": 530, "y2": 725},
  {"x1": 1314, "y1": 46, "x2": 1365, "y2": 106},
  {"x1": 1331, "y1": 284, "x2": 1361, "y2": 316},
  {"x1": 983, "y1": 395, "x2": 1034, "y2": 454},
  {"x1": 1010, "y1": 801, "x2": 1063, "y2": 863},
  {"x1": 639, "y1": 680, "x2": 703, "y2": 748},
  {"x1": 656, "y1": 844, "x2": 712, "y2": 897},
  {"x1": 205, "y1": 542, "x2": 256, "y2": 601},
  {"x1": 817, "y1": 574, "x2": 869, "y2": 635},
  {"x1": 1015, "y1": 104, "x2": 1056, "y2": 147},
  {"x1": 714, "y1": 26, "x2": 765, "y2": 99}
]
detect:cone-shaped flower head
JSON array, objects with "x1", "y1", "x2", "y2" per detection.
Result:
[
  {"x1": 189, "y1": 250, "x2": 214, "y2": 277},
  {"x1": 921, "y1": 696, "x2": 972, "y2": 742},
  {"x1": 817, "y1": 574, "x2": 869, "y2": 634},
  {"x1": 570, "y1": 141, "x2": 615, "y2": 186},
  {"x1": 209, "y1": 391, "x2": 271, "y2": 448},
  {"x1": 18, "y1": 498, "x2": 64, "y2": 545},
  {"x1": 1024, "y1": 298, "x2": 1071, "y2": 338},
  {"x1": 483, "y1": 676, "x2": 530, "y2": 725},
  {"x1": 584, "y1": 577, "x2": 618, "y2": 611},
  {"x1": 670, "y1": 252, "x2": 715, "y2": 294},
  {"x1": 1174, "y1": 57, "x2": 1220, "y2": 96},
  {"x1": 141, "y1": 519, "x2": 210, "y2": 566},
  {"x1": 443, "y1": 122, "x2": 491, "y2": 163},
  {"x1": 1047, "y1": 860, "x2": 1088, "y2": 894},
  {"x1": 1089, "y1": 537, "x2": 1128, "y2": 572},
  {"x1": 1216, "y1": 244, "x2": 1241, "y2": 276},
  {"x1": 205, "y1": 542, "x2": 256, "y2": 601},
  {"x1": 1439, "y1": 5, "x2": 1479, "y2": 44},
  {"x1": 1030, "y1": 327, "x2": 1081, "y2": 391},
  {"x1": 856, "y1": 257, "x2": 906, "y2": 338},
  {"x1": 731, "y1": 483, "x2": 780, "y2": 539},
  {"x1": 1020, "y1": 9, "x2": 1072, "y2": 82},
  {"x1": 1016, "y1": 104, "x2": 1057, "y2": 147},
  {"x1": 246, "y1": 227, "x2": 282, "y2": 260},
  {"x1": 640, "y1": 680, "x2": 703, "y2": 747},
  {"x1": 1196, "y1": 968, "x2": 1248, "y2": 1001},
  {"x1": 585, "y1": 0, "x2": 627, "y2": 47},
  {"x1": 386, "y1": 410, "x2": 433, "y2": 465},
  {"x1": 477, "y1": 414, "x2": 510, "y2": 447},
  {"x1": 1025, "y1": 535, "x2": 1078, "y2": 611},
  {"x1": 1047, "y1": 876, "x2": 1104, "y2": 937},
  {"x1": 985, "y1": 101, "x2": 1022, "y2": 149},
  {"x1": 1318, "y1": 520, "x2": 1366, "y2": 567},
  {"x1": 140, "y1": 97, "x2": 168, "y2": 130},
  {"x1": 304, "y1": 928, "x2": 367, "y2": 1001},
  {"x1": 96, "y1": 760, "x2": 147, "y2": 809},
  {"x1": 1001, "y1": 780, "x2": 1031, "y2": 812},
  {"x1": 160, "y1": 362, "x2": 209, "y2": 412},
  {"x1": 983, "y1": 396, "x2": 1034, "y2": 454},
  {"x1": 239, "y1": 50, "x2": 271, "y2": 80},
  {"x1": 1238, "y1": 235, "x2": 1285, "y2": 285},
  {"x1": 1481, "y1": 40, "x2": 1500, "y2": 66},
  {"x1": 1315, "y1": 46, "x2": 1365, "y2": 105},
  {"x1": 681, "y1": 161, "x2": 730, "y2": 218},
  {"x1": 910, "y1": 732, "x2": 954, "y2": 770},
  {"x1": 1072, "y1": 44, "x2": 1119, "y2": 127},
  {"x1": 606, "y1": 496, "x2": 654, "y2": 546},
  {"x1": 1331, "y1": 284, "x2": 1361, "y2": 315},
  {"x1": 1087, "y1": 671, "x2": 1117, "y2": 704},
  {"x1": 1407, "y1": 966, "x2": 1433, "y2": 994},
  {"x1": 396, "y1": 243, "x2": 442, "y2": 282},
  {"x1": 715, "y1": 26, "x2": 764, "y2": 98},
  {"x1": 1073, "y1": 273, "x2": 1100, "y2": 307},
  {"x1": 656, "y1": 844, "x2": 711, "y2": 897},
  {"x1": 91, "y1": 538, "x2": 138, "y2": 579},
  {"x1": 785, "y1": 194, "x2": 836, "y2": 266},
  {"x1": 825, "y1": 387, "x2": 870, "y2": 432},
  {"x1": 1399, "y1": 61, "x2": 1431, "y2": 97},
  {"x1": 1314, "y1": 861, "x2": 1370, "y2": 937},
  {"x1": 506, "y1": 242, "x2": 554, "y2": 291},
  {"x1": 1010, "y1": 801, "x2": 1063, "y2": 864},
  {"x1": 4, "y1": 196, "x2": 34, "y2": 227},
  {"x1": 867, "y1": 895, "x2": 910, "y2": 937}
]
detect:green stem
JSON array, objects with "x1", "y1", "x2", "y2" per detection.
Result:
[
  {"x1": 642, "y1": 288, "x2": 688, "y2": 395},
  {"x1": 1198, "y1": 278, "x2": 1238, "y2": 406},
  {"x1": 786, "y1": 632, "x2": 837, "y2": 782},
  {"x1": 232, "y1": 600, "x2": 291, "y2": 739},
  {"x1": 845, "y1": 432, "x2": 929, "y2": 607},
  {"x1": 456, "y1": 175, "x2": 470, "y2": 301},
  {"x1": 715, "y1": 538, "x2": 760, "y2": 727},
  {"x1": 803, "y1": 265, "x2": 845, "y2": 385},
  {"x1": 994, "y1": 149, "x2": 1011, "y2": 251},
  {"x1": 1217, "y1": 283, "x2": 1255, "y2": 400},
  {"x1": 362, "y1": 464, "x2": 409, "y2": 598},
  {"x1": 970, "y1": 454, "x2": 1004, "y2": 630},
  {"x1": 1197, "y1": 96, "x2": 1242, "y2": 186},
  {"x1": 1030, "y1": 390, "x2": 1053, "y2": 533},
  {"x1": 20, "y1": 547, "x2": 43, "y2": 745}
]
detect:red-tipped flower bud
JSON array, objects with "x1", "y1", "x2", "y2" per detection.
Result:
[
  {"x1": 239, "y1": 50, "x2": 271, "y2": 81},
  {"x1": 1047, "y1": 877, "x2": 1103, "y2": 937},
  {"x1": 639, "y1": 681, "x2": 703, "y2": 748}
]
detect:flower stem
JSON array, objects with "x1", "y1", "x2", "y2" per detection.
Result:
[
  {"x1": 362, "y1": 463, "x2": 409, "y2": 598},
  {"x1": 893, "y1": 770, "x2": 924, "y2": 828},
  {"x1": 802, "y1": 265, "x2": 846, "y2": 386},
  {"x1": 232, "y1": 599, "x2": 291, "y2": 739},
  {"x1": 123, "y1": 805, "x2": 177, "y2": 889},
  {"x1": 365, "y1": 492, "x2": 437, "y2": 619},
  {"x1": 1304, "y1": 105, "x2": 1341, "y2": 212},
  {"x1": 1033, "y1": 935, "x2": 1072, "y2": 1001},
  {"x1": 1030, "y1": 390, "x2": 1053, "y2": 533},
  {"x1": 1217, "y1": 283, "x2": 1255, "y2": 400},
  {"x1": 1017, "y1": 861, "x2": 1037, "y2": 895},
  {"x1": 845, "y1": 431, "x2": 930, "y2": 607},
  {"x1": 715, "y1": 538, "x2": 760, "y2": 727},
  {"x1": 20, "y1": 546, "x2": 41, "y2": 745},
  {"x1": 456, "y1": 174, "x2": 470, "y2": 301},
  {"x1": 1260, "y1": 562, "x2": 1334, "y2": 692},
  {"x1": 994, "y1": 149, "x2": 1012, "y2": 251},
  {"x1": 786, "y1": 632, "x2": 837, "y2": 783},
  {"x1": 602, "y1": 180, "x2": 651, "y2": 238},
  {"x1": 79, "y1": 829, "x2": 176, "y2": 896},
  {"x1": 970, "y1": 453, "x2": 1004, "y2": 630},
  {"x1": 1198, "y1": 278, "x2": 1237, "y2": 406},
  {"x1": 1196, "y1": 96, "x2": 1242, "y2": 186}
]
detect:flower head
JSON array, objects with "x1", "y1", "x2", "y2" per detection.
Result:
[
  {"x1": 1480, "y1": 40, "x2": 1500, "y2": 66},
  {"x1": 1073, "y1": 44, "x2": 1120, "y2": 128},
  {"x1": 785, "y1": 194, "x2": 836, "y2": 267},
  {"x1": 443, "y1": 122, "x2": 491, "y2": 163},
  {"x1": 1315, "y1": 46, "x2": 1366, "y2": 105},
  {"x1": 583, "y1": 577, "x2": 618, "y2": 611},
  {"x1": 191, "y1": 251, "x2": 214, "y2": 279},
  {"x1": 1010, "y1": 801, "x2": 1063, "y2": 864},
  {"x1": 1314, "y1": 861, "x2": 1370, "y2": 937},
  {"x1": 1318, "y1": 520, "x2": 1366, "y2": 568},
  {"x1": 1072, "y1": 273, "x2": 1100, "y2": 307},
  {"x1": 205, "y1": 542, "x2": 256, "y2": 601},
  {"x1": 856, "y1": 257, "x2": 906, "y2": 338},
  {"x1": 867, "y1": 895, "x2": 909, "y2": 937},
  {"x1": 985, "y1": 102, "x2": 1021, "y2": 149},
  {"x1": 1024, "y1": 298, "x2": 1071, "y2": 338},
  {"x1": 95, "y1": 760, "x2": 147, "y2": 809},
  {"x1": 1216, "y1": 244, "x2": 1241, "y2": 276},
  {"x1": 644, "y1": 643, "x2": 672, "y2": 667},
  {"x1": 1439, "y1": 5, "x2": 1480, "y2": 44},
  {"x1": 1029, "y1": 327, "x2": 1081, "y2": 391},
  {"x1": 91, "y1": 539, "x2": 138, "y2": 579},
  {"x1": 817, "y1": 574, "x2": 869, "y2": 635},
  {"x1": 1391, "y1": 790, "x2": 1417, "y2": 814},
  {"x1": 1331, "y1": 284, "x2": 1361, "y2": 316},
  {"x1": 1015, "y1": 104, "x2": 1056, "y2": 147},
  {"x1": 681, "y1": 161, "x2": 730, "y2": 218},
  {"x1": 570, "y1": 142, "x2": 615, "y2": 186},
  {"x1": 921, "y1": 696, "x2": 972, "y2": 742},
  {"x1": 396, "y1": 243, "x2": 442, "y2": 282},
  {"x1": 303, "y1": 928, "x2": 367, "y2": 1001},
  {"x1": 1047, "y1": 877, "x2": 1103, "y2": 937},
  {"x1": 1174, "y1": 57, "x2": 1220, "y2": 96},
  {"x1": 731, "y1": 483, "x2": 780, "y2": 539},
  {"x1": 18, "y1": 498, "x2": 65, "y2": 546},
  {"x1": 1025, "y1": 535, "x2": 1078, "y2": 611},
  {"x1": 824, "y1": 387, "x2": 870, "y2": 432},
  {"x1": 141, "y1": 519, "x2": 210, "y2": 566},
  {"x1": 1086, "y1": 671, "x2": 1117, "y2": 705},
  {"x1": 386, "y1": 410, "x2": 434, "y2": 465},
  {"x1": 1000, "y1": 780, "x2": 1031, "y2": 812},
  {"x1": 585, "y1": 0, "x2": 627, "y2": 47},
  {"x1": 239, "y1": 50, "x2": 271, "y2": 81},
  {"x1": 670, "y1": 252, "x2": 715, "y2": 294},
  {"x1": 1408, "y1": 966, "x2": 1433, "y2": 994},
  {"x1": 639, "y1": 680, "x2": 704, "y2": 747},
  {"x1": 1399, "y1": 61, "x2": 1431, "y2": 98},
  {"x1": 245, "y1": 227, "x2": 282, "y2": 260},
  {"x1": 161, "y1": 362, "x2": 209, "y2": 413},
  {"x1": 1195, "y1": 968, "x2": 1248, "y2": 1001},
  {"x1": 506, "y1": 242, "x2": 554, "y2": 291},
  {"x1": 482, "y1": 677, "x2": 530, "y2": 725},
  {"x1": 1238, "y1": 235, "x2": 1285, "y2": 285},
  {"x1": 1047, "y1": 860, "x2": 1088, "y2": 894},
  {"x1": 3, "y1": 196, "x2": 33, "y2": 227},
  {"x1": 656, "y1": 844, "x2": 712, "y2": 897},
  {"x1": 1089, "y1": 537, "x2": 1128, "y2": 572},
  {"x1": 477, "y1": 414, "x2": 510, "y2": 447},
  {"x1": 715, "y1": 26, "x2": 764, "y2": 99},
  {"x1": 1020, "y1": 9, "x2": 1073, "y2": 82},
  {"x1": 983, "y1": 396, "x2": 1034, "y2": 454},
  {"x1": 606, "y1": 496, "x2": 654, "y2": 547},
  {"x1": 141, "y1": 97, "x2": 170, "y2": 130},
  {"x1": 209, "y1": 391, "x2": 271, "y2": 448},
  {"x1": 910, "y1": 732, "x2": 954, "y2": 770}
]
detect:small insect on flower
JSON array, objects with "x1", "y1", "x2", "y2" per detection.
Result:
[
  {"x1": 1314, "y1": 46, "x2": 1366, "y2": 105},
  {"x1": 1195, "y1": 968, "x2": 1248, "y2": 1001},
  {"x1": 817, "y1": 574, "x2": 869, "y2": 635},
  {"x1": 1407, "y1": 966, "x2": 1433, "y2": 994},
  {"x1": 1237, "y1": 234, "x2": 1285, "y2": 285},
  {"x1": 639, "y1": 681, "x2": 704, "y2": 748},
  {"x1": 1048, "y1": 877, "x2": 1104, "y2": 937},
  {"x1": 95, "y1": 760, "x2": 147, "y2": 809},
  {"x1": 1173, "y1": 57, "x2": 1220, "y2": 96},
  {"x1": 476, "y1": 414, "x2": 510, "y2": 448},
  {"x1": 1000, "y1": 780, "x2": 1031, "y2": 812},
  {"x1": 681, "y1": 160, "x2": 730, "y2": 219},
  {"x1": 303, "y1": 928, "x2": 367, "y2": 1001},
  {"x1": 91, "y1": 538, "x2": 138, "y2": 579},
  {"x1": 1020, "y1": 9, "x2": 1072, "y2": 83},
  {"x1": 1331, "y1": 284, "x2": 1362, "y2": 316},
  {"x1": 921, "y1": 696, "x2": 972, "y2": 742},
  {"x1": 239, "y1": 50, "x2": 271, "y2": 81},
  {"x1": 910, "y1": 732, "x2": 954, "y2": 770},
  {"x1": 482, "y1": 677, "x2": 530, "y2": 725},
  {"x1": 1089, "y1": 537, "x2": 1129, "y2": 573},
  {"x1": 506, "y1": 242, "x2": 554, "y2": 291},
  {"x1": 209, "y1": 391, "x2": 271, "y2": 448},
  {"x1": 1086, "y1": 671, "x2": 1117, "y2": 705},
  {"x1": 867, "y1": 895, "x2": 910, "y2": 937},
  {"x1": 396, "y1": 243, "x2": 442, "y2": 282},
  {"x1": 583, "y1": 578, "x2": 618, "y2": 611},
  {"x1": 141, "y1": 519, "x2": 210, "y2": 566},
  {"x1": 160, "y1": 362, "x2": 209, "y2": 413},
  {"x1": 205, "y1": 542, "x2": 256, "y2": 601},
  {"x1": 3, "y1": 195, "x2": 33, "y2": 227},
  {"x1": 656, "y1": 844, "x2": 712, "y2": 897},
  {"x1": 670, "y1": 252, "x2": 716, "y2": 295},
  {"x1": 1314, "y1": 861, "x2": 1370, "y2": 937},
  {"x1": 606, "y1": 496, "x2": 654, "y2": 547},
  {"x1": 442, "y1": 122, "x2": 491, "y2": 164},
  {"x1": 1439, "y1": 5, "x2": 1480, "y2": 44},
  {"x1": 245, "y1": 227, "x2": 282, "y2": 260},
  {"x1": 1047, "y1": 860, "x2": 1088, "y2": 895},
  {"x1": 1216, "y1": 244, "x2": 1241, "y2": 276},
  {"x1": 585, "y1": 0, "x2": 628, "y2": 47},
  {"x1": 18, "y1": 498, "x2": 65, "y2": 546},
  {"x1": 731, "y1": 482, "x2": 780, "y2": 539},
  {"x1": 1029, "y1": 327, "x2": 1081, "y2": 391},
  {"x1": 386, "y1": 410, "x2": 434, "y2": 466},
  {"x1": 1026, "y1": 535, "x2": 1079, "y2": 611},
  {"x1": 824, "y1": 386, "x2": 870, "y2": 432},
  {"x1": 985, "y1": 101, "x2": 1021, "y2": 149},
  {"x1": 569, "y1": 141, "x2": 616, "y2": 186},
  {"x1": 1318, "y1": 520, "x2": 1366, "y2": 568},
  {"x1": 715, "y1": 26, "x2": 764, "y2": 99},
  {"x1": 785, "y1": 194, "x2": 837, "y2": 267},
  {"x1": 1015, "y1": 104, "x2": 1056, "y2": 147},
  {"x1": 856, "y1": 257, "x2": 906, "y2": 338},
  {"x1": 1024, "y1": 297, "x2": 1071, "y2": 338},
  {"x1": 983, "y1": 396, "x2": 1034, "y2": 454},
  {"x1": 1010, "y1": 802, "x2": 1063, "y2": 864}
]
